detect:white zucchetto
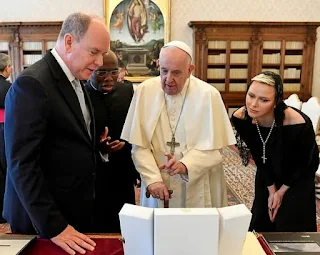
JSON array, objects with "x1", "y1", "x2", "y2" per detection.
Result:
[{"x1": 162, "y1": 40, "x2": 193, "y2": 60}]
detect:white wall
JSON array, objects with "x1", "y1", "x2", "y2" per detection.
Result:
[
  {"x1": 0, "y1": 0, "x2": 104, "y2": 21},
  {"x1": 1, "y1": 0, "x2": 320, "y2": 96},
  {"x1": 170, "y1": 0, "x2": 320, "y2": 98}
]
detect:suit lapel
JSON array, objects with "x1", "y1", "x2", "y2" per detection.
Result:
[
  {"x1": 57, "y1": 79, "x2": 90, "y2": 138},
  {"x1": 44, "y1": 53, "x2": 92, "y2": 144}
]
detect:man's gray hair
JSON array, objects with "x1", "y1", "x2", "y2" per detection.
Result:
[
  {"x1": 58, "y1": 12, "x2": 102, "y2": 42},
  {"x1": 0, "y1": 53, "x2": 11, "y2": 72}
]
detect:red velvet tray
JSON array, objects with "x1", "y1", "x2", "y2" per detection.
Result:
[{"x1": 20, "y1": 237, "x2": 124, "y2": 255}]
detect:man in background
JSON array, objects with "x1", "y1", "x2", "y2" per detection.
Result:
[
  {"x1": 0, "y1": 53, "x2": 11, "y2": 224},
  {"x1": 121, "y1": 40, "x2": 236, "y2": 209},
  {"x1": 4, "y1": 12, "x2": 110, "y2": 255},
  {"x1": 0, "y1": 53, "x2": 12, "y2": 109},
  {"x1": 87, "y1": 50, "x2": 139, "y2": 233}
]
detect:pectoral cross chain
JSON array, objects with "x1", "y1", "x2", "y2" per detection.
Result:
[
  {"x1": 166, "y1": 136, "x2": 180, "y2": 155},
  {"x1": 261, "y1": 154, "x2": 267, "y2": 164}
]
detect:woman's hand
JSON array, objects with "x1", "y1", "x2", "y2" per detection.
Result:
[
  {"x1": 267, "y1": 184, "x2": 289, "y2": 222},
  {"x1": 269, "y1": 191, "x2": 283, "y2": 222},
  {"x1": 267, "y1": 184, "x2": 276, "y2": 222},
  {"x1": 268, "y1": 192, "x2": 275, "y2": 221}
]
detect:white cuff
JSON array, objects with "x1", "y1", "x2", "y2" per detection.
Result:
[
  {"x1": 180, "y1": 173, "x2": 189, "y2": 183},
  {"x1": 100, "y1": 151, "x2": 109, "y2": 162}
]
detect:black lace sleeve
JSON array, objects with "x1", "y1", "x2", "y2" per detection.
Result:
[
  {"x1": 231, "y1": 113, "x2": 252, "y2": 167},
  {"x1": 235, "y1": 129, "x2": 252, "y2": 166}
]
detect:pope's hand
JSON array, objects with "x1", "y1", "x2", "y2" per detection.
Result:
[
  {"x1": 51, "y1": 225, "x2": 96, "y2": 255},
  {"x1": 147, "y1": 182, "x2": 171, "y2": 201},
  {"x1": 158, "y1": 152, "x2": 188, "y2": 176}
]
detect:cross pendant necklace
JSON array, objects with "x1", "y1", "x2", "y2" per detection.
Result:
[
  {"x1": 165, "y1": 79, "x2": 190, "y2": 155},
  {"x1": 261, "y1": 152, "x2": 267, "y2": 163},
  {"x1": 166, "y1": 136, "x2": 180, "y2": 155},
  {"x1": 255, "y1": 119, "x2": 275, "y2": 164}
]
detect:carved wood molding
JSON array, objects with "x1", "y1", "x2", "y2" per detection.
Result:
[{"x1": 188, "y1": 21, "x2": 320, "y2": 107}]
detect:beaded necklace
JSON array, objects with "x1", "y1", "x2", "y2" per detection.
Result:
[{"x1": 255, "y1": 119, "x2": 275, "y2": 164}]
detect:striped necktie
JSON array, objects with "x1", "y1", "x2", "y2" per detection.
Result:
[{"x1": 72, "y1": 79, "x2": 91, "y2": 138}]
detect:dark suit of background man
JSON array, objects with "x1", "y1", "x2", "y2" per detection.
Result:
[
  {"x1": 87, "y1": 50, "x2": 139, "y2": 233},
  {"x1": 0, "y1": 53, "x2": 12, "y2": 224},
  {"x1": 4, "y1": 12, "x2": 110, "y2": 255}
]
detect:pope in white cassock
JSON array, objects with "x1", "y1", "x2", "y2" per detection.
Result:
[{"x1": 121, "y1": 40, "x2": 236, "y2": 208}]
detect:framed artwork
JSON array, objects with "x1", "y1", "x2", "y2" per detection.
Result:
[{"x1": 104, "y1": 0, "x2": 171, "y2": 82}]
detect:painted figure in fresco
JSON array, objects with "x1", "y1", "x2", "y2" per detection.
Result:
[
  {"x1": 149, "y1": 10, "x2": 163, "y2": 33},
  {"x1": 145, "y1": 41, "x2": 161, "y2": 75},
  {"x1": 128, "y1": 0, "x2": 148, "y2": 42},
  {"x1": 111, "y1": 10, "x2": 125, "y2": 33},
  {"x1": 116, "y1": 49, "x2": 130, "y2": 81}
]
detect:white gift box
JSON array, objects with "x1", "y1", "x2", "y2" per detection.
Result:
[
  {"x1": 154, "y1": 208, "x2": 220, "y2": 255},
  {"x1": 119, "y1": 203, "x2": 154, "y2": 255},
  {"x1": 218, "y1": 204, "x2": 252, "y2": 255}
]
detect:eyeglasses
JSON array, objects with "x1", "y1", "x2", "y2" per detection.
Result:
[{"x1": 94, "y1": 70, "x2": 119, "y2": 77}]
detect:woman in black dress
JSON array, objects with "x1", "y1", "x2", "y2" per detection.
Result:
[{"x1": 232, "y1": 71, "x2": 318, "y2": 232}]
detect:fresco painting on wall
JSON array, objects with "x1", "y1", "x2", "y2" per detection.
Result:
[{"x1": 105, "y1": 0, "x2": 171, "y2": 82}]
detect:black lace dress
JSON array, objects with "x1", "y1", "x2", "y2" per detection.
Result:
[{"x1": 232, "y1": 109, "x2": 318, "y2": 232}]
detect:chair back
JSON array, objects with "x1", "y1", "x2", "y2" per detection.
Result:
[
  {"x1": 284, "y1": 94, "x2": 302, "y2": 110},
  {"x1": 301, "y1": 97, "x2": 320, "y2": 133}
]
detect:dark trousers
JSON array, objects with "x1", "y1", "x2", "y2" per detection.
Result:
[{"x1": 93, "y1": 162, "x2": 136, "y2": 233}]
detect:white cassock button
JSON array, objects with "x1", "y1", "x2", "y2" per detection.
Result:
[
  {"x1": 172, "y1": 109, "x2": 176, "y2": 113},
  {"x1": 171, "y1": 118, "x2": 175, "y2": 121}
]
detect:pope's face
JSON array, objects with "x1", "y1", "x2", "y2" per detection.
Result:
[{"x1": 159, "y1": 47, "x2": 194, "y2": 96}]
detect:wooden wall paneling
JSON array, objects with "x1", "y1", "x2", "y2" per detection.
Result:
[
  {"x1": 0, "y1": 22, "x2": 62, "y2": 80},
  {"x1": 189, "y1": 21, "x2": 320, "y2": 112}
]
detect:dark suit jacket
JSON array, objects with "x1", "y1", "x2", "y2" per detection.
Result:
[
  {"x1": 87, "y1": 81, "x2": 138, "y2": 232},
  {"x1": 0, "y1": 75, "x2": 10, "y2": 172},
  {"x1": 87, "y1": 81, "x2": 137, "y2": 181},
  {"x1": 0, "y1": 75, "x2": 10, "y2": 216},
  {"x1": 0, "y1": 75, "x2": 11, "y2": 109},
  {"x1": 4, "y1": 52, "x2": 98, "y2": 238}
]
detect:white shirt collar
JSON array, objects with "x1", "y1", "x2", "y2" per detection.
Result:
[
  {"x1": 88, "y1": 80, "x2": 109, "y2": 95},
  {"x1": 51, "y1": 47, "x2": 76, "y2": 83},
  {"x1": 88, "y1": 80, "x2": 98, "y2": 91}
]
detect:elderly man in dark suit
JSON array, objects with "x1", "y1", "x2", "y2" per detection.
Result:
[
  {"x1": 4, "y1": 12, "x2": 110, "y2": 255},
  {"x1": 0, "y1": 53, "x2": 11, "y2": 224},
  {"x1": 87, "y1": 50, "x2": 139, "y2": 233},
  {"x1": 0, "y1": 53, "x2": 12, "y2": 109}
]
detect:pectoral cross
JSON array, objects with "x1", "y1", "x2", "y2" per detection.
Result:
[
  {"x1": 261, "y1": 155, "x2": 267, "y2": 164},
  {"x1": 166, "y1": 136, "x2": 180, "y2": 155}
]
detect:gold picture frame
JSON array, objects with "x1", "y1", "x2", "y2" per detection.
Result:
[{"x1": 104, "y1": 0, "x2": 171, "y2": 83}]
